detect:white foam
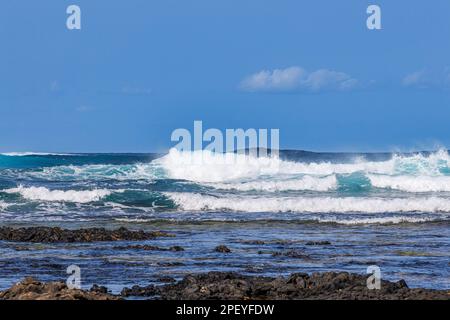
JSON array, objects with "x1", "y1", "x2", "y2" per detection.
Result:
[
  {"x1": 368, "y1": 174, "x2": 450, "y2": 192},
  {"x1": 317, "y1": 216, "x2": 437, "y2": 225},
  {"x1": 157, "y1": 149, "x2": 450, "y2": 183},
  {"x1": 23, "y1": 163, "x2": 159, "y2": 181},
  {"x1": 112, "y1": 214, "x2": 436, "y2": 225},
  {"x1": 155, "y1": 149, "x2": 283, "y2": 182},
  {"x1": 391, "y1": 149, "x2": 450, "y2": 176},
  {"x1": 4, "y1": 186, "x2": 117, "y2": 203},
  {"x1": 166, "y1": 192, "x2": 450, "y2": 213},
  {"x1": 0, "y1": 201, "x2": 9, "y2": 211},
  {"x1": 208, "y1": 175, "x2": 337, "y2": 192},
  {"x1": 114, "y1": 218, "x2": 153, "y2": 223}
]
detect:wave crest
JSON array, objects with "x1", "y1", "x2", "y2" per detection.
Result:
[
  {"x1": 4, "y1": 186, "x2": 116, "y2": 203},
  {"x1": 166, "y1": 192, "x2": 450, "y2": 213},
  {"x1": 155, "y1": 149, "x2": 283, "y2": 183},
  {"x1": 368, "y1": 174, "x2": 450, "y2": 192},
  {"x1": 157, "y1": 149, "x2": 450, "y2": 183}
]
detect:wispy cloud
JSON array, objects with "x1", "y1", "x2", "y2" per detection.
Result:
[
  {"x1": 239, "y1": 66, "x2": 359, "y2": 93},
  {"x1": 402, "y1": 68, "x2": 450, "y2": 89}
]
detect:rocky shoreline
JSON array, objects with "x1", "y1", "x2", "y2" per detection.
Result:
[{"x1": 1, "y1": 272, "x2": 449, "y2": 300}]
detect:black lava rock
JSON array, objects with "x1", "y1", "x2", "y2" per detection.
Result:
[
  {"x1": 0, "y1": 226, "x2": 173, "y2": 243},
  {"x1": 214, "y1": 245, "x2": 231, "y2": 253}
]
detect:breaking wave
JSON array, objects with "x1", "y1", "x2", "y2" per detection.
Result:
[
  {"x1": 4, "y1": 186, "x2": 118, "y2": 203},
  {"x1": 368, "y1": 174, "x2": 450, "y2": 192},
  {"x1": 165, "y1": 192, "x2": 450, "y2": 213},
  {"x1": 2, "y1": 149, "x2": 450, "y2": 224},
  {"x1": 157, "y1": 148, "x2": 450, "y2": 183}
]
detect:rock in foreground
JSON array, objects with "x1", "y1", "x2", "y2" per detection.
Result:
[
  {"x1": 0, "y1": 226, "x2": 172, "y2": 243},
  {"x1": 0, "y1": 277, "x2": 119, "y2": 300},
  {"x1": 126, "y1": 272, "x2": 450, "y2": 300},
  {"x1": 3, "y1": 272, "x2": 449, "y2": 300}
]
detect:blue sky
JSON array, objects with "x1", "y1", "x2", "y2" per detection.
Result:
[{"x1": 1, "y1": 0, "x2": 450, "y2": 152}]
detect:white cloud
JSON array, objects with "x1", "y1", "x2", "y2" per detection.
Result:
[
  {"x1": 239, "y1": 66, "x2": 359, "y2": 93},
  {"x1": 402, "y1": 70, "x2": 431, "y2": 88},
  {"x1": 402, "y1": 68, "x2": 450, "y2": 89}
]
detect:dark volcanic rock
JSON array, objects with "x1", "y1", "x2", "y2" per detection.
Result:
[
  {"x1": 305, "y1": 241, "x2": 331, "y2": 246},
  {"x1": 3, "y1": 272, "x2": 449, "y2": 300},
  {"x1": 0, "y1": 226, "x2": 173, "y2": 243},
  {"x1": 90, "y1": 284, "x2": 109, "y2": 294},
  {"x1": 114, "y1": 244, "x2": 184, "y2": 251},
  {"x1": 0, "y1": 277, "x2": 119, "y2": 300},
  {"x1": 157, "y1": 272, "x2": 450, "y2": 300},
  {"x1": 121, "y1": 284, "x2": 159, "y2": 297},
  {"x1": 215, "y1": 245, "x2": 231, "y2": 253}
]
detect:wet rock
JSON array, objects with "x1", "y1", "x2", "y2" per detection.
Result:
[
  {"x1": 305, "y1": 241, "x2": 331, "y2": 246},
  {"x1": 0, "y1": 277, "x2": 119, "y2": 300},
  {"x1": 0, "y1": 226, "x2": 173, "y2": 243},
  {"x1": 215, "y1": 245, "x2": 231, "y2": 253},
  {"x1": 396, "y1": 279, "x2": 409, "y2": 289},
  {"x1": 159, "y1": 272, "x2": 251, "y2": 300},
  {"x1": 156, "y1": 271, "x2": 450, "y2": 300},
  {"x1": 121, "y1": 284, "x2": 159, "y2": 297},
  {"x1": 90, "y1": 284, "x2": 109, "y2": 294},
  {"x1": 114, "y1": 244, "x2": 184, "y2": 251}
]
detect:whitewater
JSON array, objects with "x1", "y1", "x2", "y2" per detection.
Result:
[{"x1": 1, "y1": 149, "x2": 450, "y2": 224}]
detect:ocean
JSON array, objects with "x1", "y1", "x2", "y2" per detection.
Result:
[{"x1": 0, "y1": 149, "x2": 449, "y2": 292}]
